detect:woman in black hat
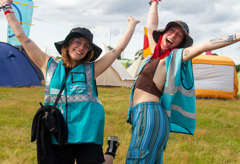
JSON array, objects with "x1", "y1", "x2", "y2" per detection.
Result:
[
  {"x1": 126, "y1": 0, "x2": 240, "y2": 163},
  {"x1": 1, "y1": 0, "x2": 140, "y2": 163}
]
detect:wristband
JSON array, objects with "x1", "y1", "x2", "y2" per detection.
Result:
[
  {"x1": 149, "y1": 0, "x2": 158, "y2": 6},
  {"x1": 2, "y1": 3, "x2": 14, "y2": 15},
  {"x1": 4, "y1": 9, "x2": 14, "y2": 15},
  {"x1": 1, "y1": 3, "x2": 12, "y2": 10},
  {"x1": 4, "y1": 3, "x2": 12, "y2": 8}
]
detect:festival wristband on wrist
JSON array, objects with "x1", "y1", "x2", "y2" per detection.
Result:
[
  {"x1": 1, "y1": 3, "x2": 12, "y2": 10},
  {"x1": 2, "y1": 3, "x2": 14, "y2": 15},
  {"x1": 4, "y1": 9, "x2": 14, "y2": 15},
  {"x1": 149, "y1": 0, "x2": 159, "y2": 6}
]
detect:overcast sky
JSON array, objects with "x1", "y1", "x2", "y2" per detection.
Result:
[{"x1": 0, "y1": 0, "x2": 240, "y2": 64}]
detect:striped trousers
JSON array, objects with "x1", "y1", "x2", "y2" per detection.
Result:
[{"x1": 126, "y1": 102, "x2": 170, "y2": 164}]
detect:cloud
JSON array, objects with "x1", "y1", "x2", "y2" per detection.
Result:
[
  {"x1": 49, "y1": 0, "x2": 86, "y2": 8},
  {"x1": 0, "y1": 0, "x2": 240, "y2": 64}
]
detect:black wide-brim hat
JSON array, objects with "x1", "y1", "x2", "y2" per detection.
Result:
[
  {"x1": 153, "y1": 20, "x2": 193, "y2": 48},
  {"x1": 54, "y1": 27, "x2": 102, "y2": 62}
]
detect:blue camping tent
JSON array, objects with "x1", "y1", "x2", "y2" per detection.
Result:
[{"x1": 0, "y1": 42, "x2": 42, "y2": 87}]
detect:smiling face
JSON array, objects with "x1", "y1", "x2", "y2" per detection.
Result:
[
  {"x1": 160, "y1": 25, "x2": 185, "y2": 51},
  {"x1": 68, "y1": 36, "x2": 92, "y2": 65}
]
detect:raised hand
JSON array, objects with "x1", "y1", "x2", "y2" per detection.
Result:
[
  {"x1": 128, "y1": 16, "x2": 140, "y2": 25},
  {"x1": 0, "y1": 0, "x2": 12, "y2": 6}
]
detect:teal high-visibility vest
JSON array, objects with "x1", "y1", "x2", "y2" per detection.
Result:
[
  {"x1": 128, "y1": 48, "x2": 196, "y2": 135},
  {"x1": 45, "y1": 58, "x2": 105, "y2": 145}
]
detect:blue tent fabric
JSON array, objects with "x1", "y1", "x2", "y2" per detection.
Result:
[
  {"x1": 15, "y1": 45, "x2": 44, "y2": 81},
  {"x1": 0, "y1": 42, "x2": 42, "y2": 87}
]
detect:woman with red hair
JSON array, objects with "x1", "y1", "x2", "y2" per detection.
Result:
[{"x1": 126, "y1": 0, "x2": 240, "y2": 163}]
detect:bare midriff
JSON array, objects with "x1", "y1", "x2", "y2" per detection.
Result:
[{"x1": 133, "y1": 88, "x2": 161, "y2": 106}]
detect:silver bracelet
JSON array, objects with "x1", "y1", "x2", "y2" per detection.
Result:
[{"x1": 0, "y1": 3, "x2": 12, "y2": 11}]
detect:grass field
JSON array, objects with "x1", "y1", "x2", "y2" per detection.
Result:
[{"x1": 0, "y1": 86, "x2": 240, "y2": 164}]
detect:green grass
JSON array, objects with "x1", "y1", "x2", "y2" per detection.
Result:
[{"x1": 0, "y1": 87, "x2": 240, "y2": 164}]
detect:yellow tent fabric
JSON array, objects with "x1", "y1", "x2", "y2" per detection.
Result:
[
  {"x1": 192, "y1": 55, "x2": 238, "y2": 99},
  {"x1": 238, "y1": 72, "x2": 240, "y2": 95}
]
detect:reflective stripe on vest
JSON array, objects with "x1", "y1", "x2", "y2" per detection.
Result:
[
  {"x1": 164, "y1": 104, "x2": 196, "y2": 120},
  {"x1": 45, "y1": 60, "x2": 101, "y2": 105},
  {"x1": 163, "y1": 49, "x2": 196, "y2": 120},
  {"x1": 164, "y1": 50, "x2": 195, "y2": 97},
  {"x1": 45, "y1": 59, "x2": 58, "y2": 96}
]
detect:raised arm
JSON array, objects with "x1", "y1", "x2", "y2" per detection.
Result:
[
  {"x1": 182, "y1": 33, "x2": 240, "y2": 62},
  {"x1": 94, "y1": 16, "x2": 140, "y2": 78},
  {"x1": 1, "y1": 0, "x2": 50, "y2": 79},
  {"x1": 146, "y1": 0, "x2": 161, "y2": 53}
]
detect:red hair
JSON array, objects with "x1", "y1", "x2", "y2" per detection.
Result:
[{"x1": 150, "y1": 34, "x2": 173, "y2": 60}]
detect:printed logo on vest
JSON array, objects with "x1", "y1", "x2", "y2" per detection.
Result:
[
  {"x1": 50, "y1": 88, "x2": 64, "y2": 95},
  {"x1": 70, "y1": 85, "x2": 87, "y2": 93}
]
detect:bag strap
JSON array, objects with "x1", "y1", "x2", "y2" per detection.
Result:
[
  {"x1": 53, "y1": 71, "x2": 71, "y2": 108},
  {"x1": 39, "y1": 67, "x2": 71, "y2": 112}
]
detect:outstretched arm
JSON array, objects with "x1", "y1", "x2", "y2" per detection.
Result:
[
  {"x1": 182, "y1": 33, "x2": 240, "y2": 62},
  {"x1": 146, "y1": 0, "x2": 161, "y2": 53},
  {"x1": 94, "y1": 16, "x2": 140, "y2": 78},
  {"x1": 0, "y1": 0, "x2": 50, "y2": 79}
]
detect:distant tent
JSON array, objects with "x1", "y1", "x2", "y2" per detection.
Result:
[
  {"x1": 0, "y1": 42, "x2": 42, "y2": 87},
  {"x1": 127, "y1": 55, "x2": 148, "y2": 78},
  {"x1": 192, "y1": 55, "x2": 238, "y2": 99},
  {"x1": 96, "y1": 44, "x2": 134, "y2": 88},
  {"x1": 119, "y1": 59, "x2": 134, "y2": 69}
]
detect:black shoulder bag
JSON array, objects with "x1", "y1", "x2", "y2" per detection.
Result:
[
  {"x1": 40, "y1": 72, "x2": 70, "y2": 136},
  {"x1": 31, "y1": 72, "x2": 70, "y2": 163}
]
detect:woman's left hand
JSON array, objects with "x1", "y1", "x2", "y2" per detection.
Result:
[{"x1": 128, "y1": 16, "x2": 140, "y2": 25}]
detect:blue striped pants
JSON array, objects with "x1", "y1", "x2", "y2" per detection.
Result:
[{"x1": 126, "y1": 102, "x2": 170, "y2": 164}]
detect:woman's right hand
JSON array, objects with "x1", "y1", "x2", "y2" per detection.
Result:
[{"x1": 0, "y1": 0, "x2": 12, "y2": 5}]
